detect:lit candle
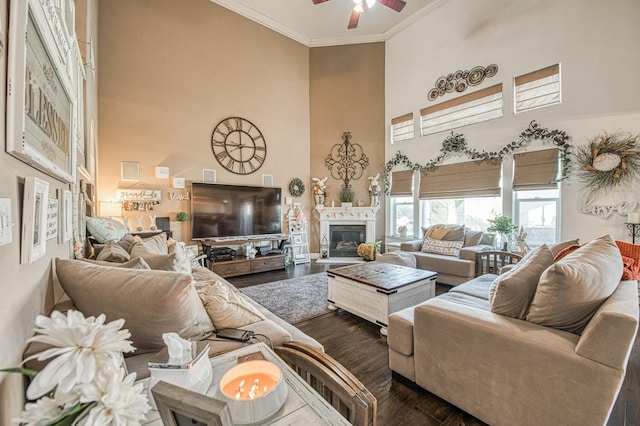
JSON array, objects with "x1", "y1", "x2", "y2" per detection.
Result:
[
  {"x1": 628, "y1": 212, "x2": 640, "y2": 224},
  {"x1": 222, "y1": 372, "x2": 278, "y2": 400}
]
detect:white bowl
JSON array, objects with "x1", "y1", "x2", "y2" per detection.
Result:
[{"x1": 216, "y1": 360, "x2": 288, "y2": 425}]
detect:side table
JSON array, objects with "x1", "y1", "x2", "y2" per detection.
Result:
[{"x1": 475, "y1": 250, "x2": 523, "y2": 276}]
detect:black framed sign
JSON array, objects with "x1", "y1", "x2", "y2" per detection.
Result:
[{"x1": 6, "y1": 0, "x2": 77, "y2": 183}]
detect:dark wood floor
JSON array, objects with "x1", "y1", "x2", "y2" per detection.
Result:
[{"x1": 226, "y1": 263, "x2": 640, "y2": 426}]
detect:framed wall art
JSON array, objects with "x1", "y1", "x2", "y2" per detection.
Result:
[
  {"x1": 58, "y1": 188, "x2": 72, "y2": 243},
  {"x1": 46, "y1": 197, "x2": 58, "y2": 240},
  {"x1": 22, "y1": 176, "x2": 49, "y2": 264},
  {"x1": 6, "y1": 0, "x2": 77, "y2": 183}
]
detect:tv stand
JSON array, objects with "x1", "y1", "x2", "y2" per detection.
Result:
[{"x1": 201, "y1": 237, "x2": 286, "y2": 278}]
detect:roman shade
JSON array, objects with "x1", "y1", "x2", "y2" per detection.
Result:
[
  {"x1": 419, "y1": 160, "x2": 501, "y2": 199},
  {"x1": 390, "y1": 170, "x2": 414, "y2": 197},
  {"x1": 514, "y1": 64, "x2": 561, "y2": 113},
  {"x1": 391, "y1": 113, "x2": 414, "y2": 143},
  {"x1": 513, "y1": 149, "x2": 559, "y2": 190}
]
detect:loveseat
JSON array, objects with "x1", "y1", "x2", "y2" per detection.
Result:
[
  {"x1": 25, "y1": 226, "x2": 322, "y2": 380},
  {"x1": 387, "y1": 235, "x2": 639, "y2": 425},
  {"x1": 397, "y1": 224, "x2": 493, "y2": 285}
]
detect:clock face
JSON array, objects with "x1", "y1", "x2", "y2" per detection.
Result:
[{"x1": 211, "y1": 117, "x2": 267, "y2": 175}]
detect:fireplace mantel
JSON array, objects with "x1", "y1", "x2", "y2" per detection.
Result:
[{"x1": 316, "y1": 205, "x2": 379, "y2": 261}]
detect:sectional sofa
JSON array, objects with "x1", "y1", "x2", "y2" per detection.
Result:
[{"x1": 387, "y1": 235, "x2": 639, "y2": 426}]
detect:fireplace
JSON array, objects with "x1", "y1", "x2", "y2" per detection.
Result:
[
  {"x1": 316, "y1": 205, "x2": 379, "y2": 263},
  {"x1": 329, "y1": 225, "x2": 365, "y2": 258}
]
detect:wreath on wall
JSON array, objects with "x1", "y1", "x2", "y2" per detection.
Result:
[
  {"x1": 574, "y1": 131, "x2": 640, "y2": 190},
  {"x1": 383, "y1": 120, "x2": 571, "y2": 194},
  {"x1": 288, "y1": 178, "x2": 305, "y2": 197}
]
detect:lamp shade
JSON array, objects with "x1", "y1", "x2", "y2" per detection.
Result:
[{"x1": 100, "y1": 201, "x2": 122, "y2": 217}]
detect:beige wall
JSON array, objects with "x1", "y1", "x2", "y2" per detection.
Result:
[
  {"x1": 98, "y1": 0, "x2": 311, "y2": 241},
  {"x1": 0, "y1": 0, "x2": 100, "y2": 422},
  {"x1": 309, "y1": 43, "x2": 386, "y2": 250}
]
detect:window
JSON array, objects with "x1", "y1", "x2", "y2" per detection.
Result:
[
  {"x1": 420, "y1": 197, "x2": 502, "y2": 232},
  {"x1": 514, "y1": 64, "x2": 561, "y2": 114},
  {"x1": 420, "y1": 84, "x2": 503, "y2": 136},
  {"x1": 391, "y1": 113, "x2": 414, "y2": 143},
  {"x1": 514, "y1": 189, "x2": 559, "y2": 246},
  {"x1": 391, "y1": 197, "x2": 414, "y2": 236}
]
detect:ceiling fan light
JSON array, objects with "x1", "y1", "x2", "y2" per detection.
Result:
[
  {"x1": 365, "y1": 0, "x2": 376, "y2": 8},
  {"x1": 353, "y1": 3, "x2": 364, "y2": 13}
]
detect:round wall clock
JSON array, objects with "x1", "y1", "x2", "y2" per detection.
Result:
[{"x1": 211, "y1": 117, "x2": 266, "y2": 175}]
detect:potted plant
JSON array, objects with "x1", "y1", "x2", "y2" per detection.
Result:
[
  {"x1": 176, "y1": 211, "x2": 189, "y2": 222},
  {"x1": 487, "y1": 213, "x2": 518, "y2": 250},
  {"x1": 339, "y1": 187, "x2": 354, "y2": 207}
]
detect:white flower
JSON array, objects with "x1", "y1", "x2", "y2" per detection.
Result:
[
  {"x1": 24, "y1": 310, "x2": 136, "y2": 400},
  {"x1": 77, "y1": 368, "x2": 150, "y2": 426},
  {"x1": 16, "y1": 388, "x2": 79, "y2": 426}
]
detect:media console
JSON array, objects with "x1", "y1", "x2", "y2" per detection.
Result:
[{"x1": 201, "y1": 236, "x2": 286, "y2": 278}]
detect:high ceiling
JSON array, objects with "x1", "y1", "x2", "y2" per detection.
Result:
[{"x1": 209, "y1": 0, "x2": 445, "y2": 47}]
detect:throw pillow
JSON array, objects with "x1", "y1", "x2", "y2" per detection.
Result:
[
  {"x1": 553, "y1": 244, "x2": 582, "y2": 261},
  {"x1": 615, "y1": 240, "x2": 640, "y2": 280},
  {"x1": 134, "y1": 232, "x2": 168, "y2": 254},
  {"x1": 463, "y1": 229, "x2": 484, "y2": 247},
  {"x1": 488, "y1": 245, "x2": 554, "y2": 319},
  {"x1": 426, "y1": 224, "x2": 460, "y2": 240},
  {"x1": 169, "y1": 241, "x2": 196, "y2": 272},
  {"x1": 130, "y1": 242, "x2": 191, "y2": 273},
  {"x1": 117, "y1": 234, "x2": 137, "y2": 253},
  {"x1": 548, "y1": 238, "x2": 580, "y2": 258},
  {"x1": 55, "y1": 259, "x2": 214, "y2": 354},
  {"x1": 195, "y1": 280, "x2": 266, "y2": 329},
  {"x1": 421, "y1": 237, "x2": 464, "y2": 257},
  {"x1": 83, "y1": 257, "x2": 151, "y2": 270},
  {"x1": 526, "y1": 235, "x2": 623, "y2": 334},
  {"x1": 95, "y1": 241, "x2": 131, "y2": 263},
  {"x1": 85, "y1": 217, "x2": 128, "y2": 243},
  {"x1": 479, "y1": 233, "x2": 495, "y2": 246},
  {"x1": 442, "y1": 225, "x2": 465, "y2": 242}
]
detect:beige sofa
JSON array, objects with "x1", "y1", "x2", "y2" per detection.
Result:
[
  {"x1": 25, "y1": 258, "x2": 322, "y2": 380},
  {"x1": 387, "y1": 236, "x2": 639, "y2": 426}
]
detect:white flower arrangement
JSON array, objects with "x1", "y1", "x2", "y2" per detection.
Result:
[{"x1": 3, "y1": 310, "x2": 150, "y2": 426}]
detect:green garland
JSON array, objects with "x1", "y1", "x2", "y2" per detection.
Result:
[
  {"x1": 288, "y1": 178, "x2": 305, "y2": 197},
  {"x1": 383, "y1": 121, "x2": 571, "y2": 194}
]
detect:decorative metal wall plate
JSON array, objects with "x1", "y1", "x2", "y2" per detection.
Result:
[{"x1": 428, "y1": 64, "x2": 498, "y2": 101}]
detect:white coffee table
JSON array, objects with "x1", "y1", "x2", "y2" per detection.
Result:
[
  {"x1": 142, "y1": 342, "x2": 350, "y2": 425},
  {"x1": 328, "y1": 262, "x2": 437, "y2": 335}
]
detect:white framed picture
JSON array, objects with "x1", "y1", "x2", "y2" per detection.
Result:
[
  {"x1": 58, "y1": 189, "x2": 72, "y2": 243},
  {"x1": 6, "y1": 0, "x2": 77, "y2": 183},
  {"x1": 46, "y1": 198, "x2": 58, "y2": 240},
  {"x1": 292, "y1": 235, "x2": 303, "y2": 245},
  {"x1": 121, "y1": 161, "x2": 140, "y2": 182},
  {"x1": 22, "y1": 176, "x2": 49, "y2": 264}
]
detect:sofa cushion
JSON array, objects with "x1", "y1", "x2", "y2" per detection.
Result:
[
  {"x1": 130, "y1": 242, "x2": 191, "y2": 273},
  {"x1": 95, "y1": 241, "x2": 131, "y2": 263},
  {"x1": 134, "y1": 232, "x2": 168, "y2": 254},
  {"x1": 421, "y1": 237, "x2": 464, "y2": 257},
  {"x1": 195, "y1": 280, "x2": 266, "y2": 329},
  {"x1": 488, "y1": 245, "x2": 553, "y2": 319},
  {"x1": 55, "y1": 258, "x2": 214, "y2": 354},
  {"x1": 375, "y1": 252, "x2": 417, "y2": 268},
  {"x1": 414, "y1": 252, "x2": 475, "y2": 278},
  {"x1": 526, "y1": 235, "x2": 623, "y2": 334},
  {"x1": 117, "y1": 233, "x2": 137, "y2": 252},
  {"x1": 86, "y1": 216, "x2": 128, "y2": 243},
  {"x1": 463, "y1": 229, "x2": 484, "y2": 247},
  {"x1": 449, "y1": 273, "x2": 496, "y2": 300},
  {"x1": 83, "y1": 257, "x2": 151, "y2": 270},
  {"x1": 615, "y1": 240, "x2": 640, "y2": 280}
]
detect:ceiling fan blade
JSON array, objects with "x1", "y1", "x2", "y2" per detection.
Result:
[
  {"x1": 348, "y1": 9, "x2": 360, "y2": 29},
  {"x1": 378, "y1": 0, "x2": 406, "y2": 12},
  {"x1": 312, "y1": 0, "x2": 331, "y2": 4}
]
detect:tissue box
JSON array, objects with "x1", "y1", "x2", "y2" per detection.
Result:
[{"x1": 148, "y1": 341, "x2": 212, "y2": 409}]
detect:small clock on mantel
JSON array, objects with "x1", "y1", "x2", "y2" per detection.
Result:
[{"x1": 211, "y1": 116, "x2": 267, "y2": 175}]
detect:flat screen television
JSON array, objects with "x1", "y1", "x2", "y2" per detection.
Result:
[{"x1": 191, "y1": 182, "x2": 283, "y2": 240}]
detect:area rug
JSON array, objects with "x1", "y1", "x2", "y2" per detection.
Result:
[{"x1": 239, "y1": 272, "x2": 331, "y2": 324}]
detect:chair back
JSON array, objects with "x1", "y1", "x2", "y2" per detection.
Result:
[
  {"x1": 476, "y1": 250, "x2": 523, "y2": 276},
  {"x1": 275, "y1": 341, "x2": 377, "y2": 426}
]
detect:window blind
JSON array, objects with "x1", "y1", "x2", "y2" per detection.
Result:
[
  {"x1": 419, "y1": 159, "x2": 502, "y2": 199},
  {"x1": 514, "y1": 64, "x2": 560, "y2": 113},
  {"x1": 513, "y1": 149, "x2": 559, "y2": 190},
  {"x1": 391, "y1": 113, "x2": 414, "y2": 143},
  {"x1": 420, "y1": 84, "x2": 503, "y2": 136},
  {"x1": 390, "y1": 170, "x2": 414, "y2": 197}
]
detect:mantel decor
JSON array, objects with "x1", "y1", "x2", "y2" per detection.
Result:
[
  {"x1": 325, "y1": 132, "x2": 370, "y2": 190},
  {"x1": 383, "y1": 121, "x2": 571, "y2": 194}
]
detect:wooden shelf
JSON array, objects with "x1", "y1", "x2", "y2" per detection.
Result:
[{"x1": 208, "y1": 254, "x2": 285, "y2": 278}]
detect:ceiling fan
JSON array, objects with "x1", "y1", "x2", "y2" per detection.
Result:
[{"x1": 312, "y1": 0, "x2": 407, "y2": 29}]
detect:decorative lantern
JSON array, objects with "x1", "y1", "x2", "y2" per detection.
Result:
[{"x1": 320, "y1": 234, "x2": 330, "y2": 259}]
